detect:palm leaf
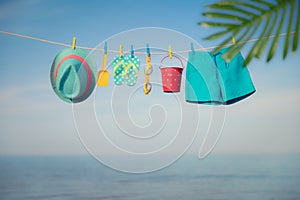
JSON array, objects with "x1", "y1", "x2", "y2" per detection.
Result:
[
  {"x1": 224, "y1": 21, "x2": 260, "y2": 64},
  {"x1": 255, "y1": 11, "x2": 277, "y2": 59},
  {"x1": 199, "y1": 0, "x2": 300, "y2": 65},
  {"x1": 267, "y1": 2, "x2": 286, "y2": 62},
  {"x1": 203, "y1": 12, "x2": 249, "y2": 22},
  {"x1": 293, "y1": 1, "x2": 300, "y2": 53},
  {"x1": 206, "y1": 4, "x2": 259, "y2": 18},
  {"x1": 283, "y1": 0, "x2": 294, "y2": 58}
]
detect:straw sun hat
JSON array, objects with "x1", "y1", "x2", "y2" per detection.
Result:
[{"x1": 50, "y1": 48, "x2": 97, "y2": 103}]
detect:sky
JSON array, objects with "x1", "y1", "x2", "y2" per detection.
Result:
[{"x1": 0, "y1": 0, "x2": 300, "y2": 158}]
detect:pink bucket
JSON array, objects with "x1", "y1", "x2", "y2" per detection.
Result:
[{"x1": 160, "y1": 55, "x2": 184, "y2": 93}]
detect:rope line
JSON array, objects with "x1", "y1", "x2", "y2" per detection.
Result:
[{"x1": 1, "y1": 29, "x2": 299, "y2": 55}]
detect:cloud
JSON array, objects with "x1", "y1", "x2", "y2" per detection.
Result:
[{"x1": 0, "y1": 83, "x2": 63, "y2": 114}]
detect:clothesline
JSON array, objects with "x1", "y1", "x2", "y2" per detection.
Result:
[{"x1": 1, "y1": 29, "x2": 300, "y2": 55}]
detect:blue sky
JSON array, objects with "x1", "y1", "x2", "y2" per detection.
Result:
[{"x1": 0, "y1": 0, "x2": 299, "y2": 157}]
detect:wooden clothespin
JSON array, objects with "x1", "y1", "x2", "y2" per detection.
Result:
[
  {"x1": 72, "y1": 37, "x2": 76, "y2": 50},
  {"x1": 168, "y1": 45, "x2": 173, "y2": 59},
  {"x1": 119, "y1": 44, "x2": 123, "y2": 57},
  {"x1": 231, "y1": 36, "x2": 236, "y2": 45}
]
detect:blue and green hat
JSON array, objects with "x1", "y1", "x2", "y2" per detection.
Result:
[{"x1": 50, "y1": 48, "x2": 97, "y2": 103}]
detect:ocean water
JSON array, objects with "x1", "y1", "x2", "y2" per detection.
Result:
[{"x1": 0, "y1": 155, "x2": 300, "y2": 200}]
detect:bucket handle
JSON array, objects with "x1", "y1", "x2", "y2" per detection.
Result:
[{"x1": 159, "y1": 55, "x2": 185, "y2": 69}]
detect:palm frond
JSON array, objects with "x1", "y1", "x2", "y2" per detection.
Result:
[
  {"x1": 283, "y1": 0, "x2": 294, "y2": 58},
  {"x1": 203, "y1": 12, "x2": 249, "y2": 22},
  {"x1": 267, "y1": 3, "x2": 286, "y2": 62},
  {"x1": 206, "y1": 4, "x2": 259, "y2": 18},
  {"x1": 199, "y1": 0, "x2": 300, "y2": 65},
  {"x1": 293, "y1": 1, "x2": 300, "y2": 53},
  {"x1": 255, "y1": 11, "x2": 277, "y2": 59},
  {"x1": 225, "y1": 21, "x2": 259, "y2": 64}
]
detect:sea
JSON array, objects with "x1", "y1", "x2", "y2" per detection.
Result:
[{"x1": 0, "y1": 155, "x2": 300, "y2": 200}]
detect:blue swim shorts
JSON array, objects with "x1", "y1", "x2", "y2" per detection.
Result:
[{"x1": 185, "y1": 47, "x2": 255, "y2": 105}]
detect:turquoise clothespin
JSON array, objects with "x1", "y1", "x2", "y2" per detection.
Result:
[
  {"x1": 131, "y1": 45, "x2": 134, "y2": 57},
  {"x1": 104, "y1": 41, "x2": 107, "y2": 55},
  {"x1": 146, "y1": 43, "x2": 150, "y2": 56},
  {"x1": 191, "y1": 42, "x2": 195, "y2": 54}
]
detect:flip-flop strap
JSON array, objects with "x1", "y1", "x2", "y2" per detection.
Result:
[
  {"x1": 125, "y1": 61, "x2": 139, "y2": 78},
  {"x1": 113, "y1": 60, "x2": 126, "y2": 76}
]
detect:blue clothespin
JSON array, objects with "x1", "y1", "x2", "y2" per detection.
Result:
[
  {"x1": 190, "y1": 42, "x2": 195, "y2": 54},
  {"x1": 146, "y1": 43, "x2": 150, "y2": 56},
  {"x1": 130, "y1": 45, "x2": 134, "y2": 57},
  {"x1": 104, "y1": 41, "x2": 107, "y2": 55}
]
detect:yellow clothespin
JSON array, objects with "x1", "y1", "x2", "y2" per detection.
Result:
[
  {"x1": 168, "y1": 45, "x2": 172, "y2": 59},
  {"x1": 72, "y1": 37, "x2": 76, "y2": 50},
  {"x1": 119, "y1": 44, "x2": 123, "y2": 57},
  {"x1": 231, "y1": 36, "x2": 236, "y2": 45}
]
